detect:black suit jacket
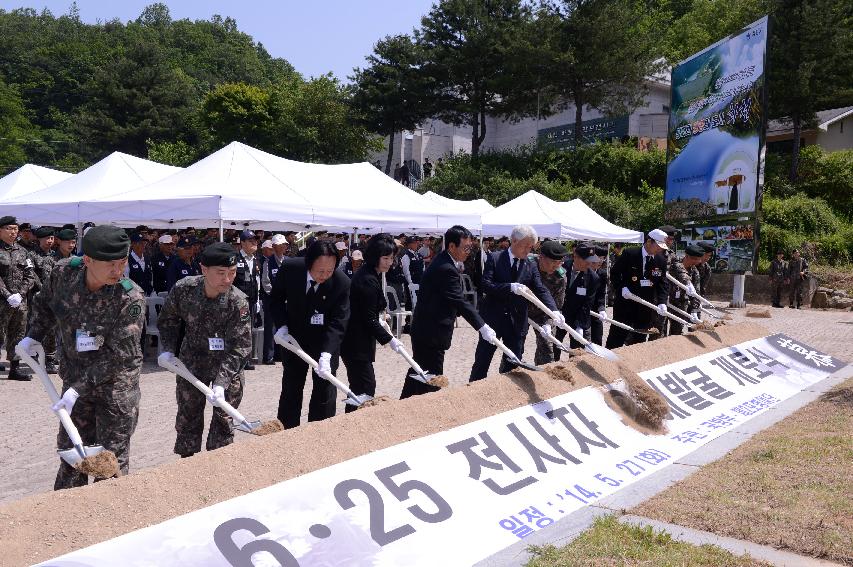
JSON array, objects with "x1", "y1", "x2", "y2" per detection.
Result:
[
  {"x1": 560, "y1": 259, "x2": 603, "y2": 330},
  {"x1": 271, "y1": 257, "x2": 350, "y2": 354},
  {"x1": 411, "y1": 250, "x2": 484, "y2": 350},
  {"x1": 341, "y1": 265, "x2": 393, "y2": 361},
  {"x1": 610, "y1": 247, "x2": 668, "y2": 307},
  {"x1": 480, "y1": 250, "x2": 556, "y2": 333}
]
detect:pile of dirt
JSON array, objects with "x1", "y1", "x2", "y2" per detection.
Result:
[
  {"x1": 77, "y1": 451, "x2": 120, "y2": 479},
  {"x1": 427, "y1": 375, "x2": 449, "y2": 388},
  {"x1": 746, "y1": 308, "x2": 772, "y2": 318},
  {"x1": 820, "y1": 387, "x2": 853, "y2": 406},
  {"x1": 250, "y1": 419, "x2": 284, "y2": 436},
  {"x1": 544, "y1": 364, "x2": 574, "y2": 383},
  {"x1": 358, "y1": 395, "x2": 391, "y2": 408}
]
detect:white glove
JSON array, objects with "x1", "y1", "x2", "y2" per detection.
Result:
[
  {"x1": 621, "y1": 287, "x2": 631, "y2": 299},
  {"x1": 157, "y1": 351, "x2": 176, "y2": 367},
  {"x1": 409, "y1": 283, "x2": 419, "y2": 292},
  {"x1": 318, "y1": 352, "x2": 332, "y2": 375},
  {"x1": 478, "y1": 324, "x2": 498, "y2": 344},
  {"x1": 255, "y1": 302, "x2": 261, "y2": 314},
  {"x1": 686, "y1": 282, "x2": 697, "y2": 296},
  {"x1": 509, "y1": 283, "x2": 526, "y2": 295},
  {"x1": 207, "y1": 385, "x2": 225, "y2": 405},
  {"x1": 550, "y1": 311, "x2": 565, "y2": 327},
  {"x1": 657, "y1": 303, "x2": 668, "y2": 316},
  {"x1": 598, "y1": 310, "x2": 608, "y2": 320},
  {"x1": 6, "y1": 293, "x2": 22, "y2": 308},
  {"x1": 51, "y1": 387, "x2": 79, "y2": 415},
  {"x1": 539, "y1": 323, "x2": 552, "y2": 337},
  {"x1": 389, "y1": 338, "x2": 405, "y2": 353},
  {"x1": 274, "y1": 326, "x2": 292, "y2": 344},
  {"x1": 16, "y1": 336, "x2": 40, "y2": 357}
]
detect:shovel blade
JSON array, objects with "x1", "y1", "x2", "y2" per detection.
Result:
[
  {"x1": 407, "y1": 369, "x2": 436, "y2": 384},
  {"x1": 344, "y1": 394, "x2": 374, "y2": 407},
  {"x1": 235, "y1": 419, "x2": 262, "y2": 434},
  {"x1": 58, "y1": 444, "x2": 105, "y2": 468},
  {"x1": 511, "y1": 358, "x2": 543, "y2": 372},
  {"x1": 585, "y1": 342, "x2": 620, "y2": 361}
]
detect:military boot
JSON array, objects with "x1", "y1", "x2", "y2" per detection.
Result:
[
  {"x1": 45, "y1": 357, "x2": 59, "y2": 374},
  {"x1": 7, "y1": 360, "x2": 30, "y2": 381}
]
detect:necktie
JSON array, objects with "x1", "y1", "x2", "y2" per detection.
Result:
[
  {"x1": 569, "y1": 270, "x2": 578, "y2": 288},
  {"x1": 644, "y1": 255, "x2": 652, "y2": 278},
  {"x1": 307, "y1": 280, "x2": 317, "y2": 300},
  {"x1": 511, "y1": 257, "x2": 519, "y2": 281}
]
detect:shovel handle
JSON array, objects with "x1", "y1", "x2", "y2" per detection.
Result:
[
  {"x1": 517, "y1": 285, "x2": 592, "y2": 347},
  {"x1": 528, "y1": 318, "x2": 569, "y2": 351},
  {"x1": 378, "y1": 318, "x2": 430, "y2": 380},
  {"x1": 666, "y1": 272, "x2": 714, "y2": 307},
  {"x1": 16, "y1": 344, "x2": 86, "y2": 450},
  {"x1": 625, "y1": 292, "x2": 692, "y2": 327},
  {"x1": 590, "y1": 310, "x2": 638, "y2": 333},
  {"x1": 274, "y1": 334, "x2": 362, "y2": 402},
  {"x1": 158, "y1": 357, "x2": 249, "y2": 425},
  {"x1": 666, "y1": 302, "x2": 699, "y2": 324}
]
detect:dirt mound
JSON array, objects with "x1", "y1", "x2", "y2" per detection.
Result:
[
  {"x1": 358, "y1": 395, "x2": 391, "y2": 408},
  {"x1": 427, "y1": 375, "x2": 449, "y2": 388},
  {"x1": 250, "y1": 420, "x2": 284, "y2": 436},
  {"x1": 544, "y1": 364, "x2": 574, "y2": 383},
  {"x1": 746, "y1": 308, "x2": 771, "y2": 318},
  {"x1": 820, "y1": 387, "x2": 853, "y2": 406},
  {"x1": 77, "y1": 450, "x2": 120, "y2": 479}
]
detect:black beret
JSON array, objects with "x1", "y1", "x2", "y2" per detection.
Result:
[
  {"x1": 0, "y1": 216, "x2": 18, "y2": 228},
  {"x1": 176, "y1": 236, "x2": 196, "y2": 248},
  {"x1": 657, "y1": 225, "x2": 678, "y2": 236},
  {"x1": 34, "y1": 226, "x2": 55, "y2": 238},
  {"x1": 200, "y1": 242, "x2": 239, "y2": 267},
  {"x1": 540, "y1": 240, "x2": 568, "y2": 260},
  {"x1": 130, "y1": 232, "x2": 146, "y2": 243},
  {"x1": 697, "y1": 241, "x2": 715, "y2": 252},
  {"x1": 61, "y1": 223, "x2": 76, "y2": 230},
  {"x1": 57, "y1": 228, "x2": 77, "y2": 241},
  {"x1": 685, "y1": 244, "x2": 705, "y2": 257},
  {"x1": 82, "y1": 225, "x2": 130, "y2": 260}
]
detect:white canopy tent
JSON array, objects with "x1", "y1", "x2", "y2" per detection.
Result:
[
  {"x1": 67, "y1": 142, "x2": 481, "y2": 232},
  {"x1": 422, "y1": 191, "x2": 495, "y2": 215},
  {"x1": 0, "y1": 164, "x2": 73, "y2": 201},
  {"x1": 0, "y1": 153, "x2": 180, "y2": 225},
  {"x1": 480, "y1": 190, "x2": 643, "y2": 242}
]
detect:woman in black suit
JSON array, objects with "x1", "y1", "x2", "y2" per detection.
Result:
[{"x1": 341, "y1": 233, "x2": 403, "y2": 412}]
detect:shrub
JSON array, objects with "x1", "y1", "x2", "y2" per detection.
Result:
[{"x1": 761, "y1": 194, "x2": 841, "y2": 236}]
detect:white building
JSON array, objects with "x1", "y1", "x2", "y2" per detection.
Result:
[{"x1": 767, "y1": 106, "x2": 853, "y2": 154}]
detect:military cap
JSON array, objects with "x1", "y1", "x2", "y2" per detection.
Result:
[
  {"x1": 176, "y1": 236, "x2": 195, "y2": 248},
  {"x1": 34, "y1": 226, "x2": 55, "y2": 238},
  {"x1": 404, "y1": 235, "x2": 421, "y2": 244},
  {"x1": 56, "y1": 228, "x2": 76, "y2": 241},
  {"x1": 61, "y1": 223, "x2": 76, "y2": 231},
  {"x1": 239, "y1": 229, "x2": 257, "y2": 241},
  {"x1": 697, "y1": 241, "x2": 715, "y2": 252},
  {"x1": 271, "y1": 234, "x2": 287, "y2": 245},
  {"x1": 685, "y1": 244, "x2": 705, "y2": 257},
  {"x1": 82, "y1": 225, "x2": 130, "y2": 261},
  {"x1": 540, "y1": 240, "x2": 569, "y2": 260},
  {"x1": 130, "y1": 232, "x2": 146, "y2": 243},
  {"x1": 135, "y1": 225, "x2": 150, "y2": 233},
  {"x1": 0, "y1": 216, "x2": 18, "y2": 228},
  {"x1": 594, "y1": 245, "x2": 608, "y2": 258},
  {"x1": 573, "y1": 243, "x2": 597, "y2": 259},
  {"x1": 657, "y1": 225, "x2": 678, "y2": 236},
  {"x1": 200, "y1": 242, "x2": 239, "y2": 267}
]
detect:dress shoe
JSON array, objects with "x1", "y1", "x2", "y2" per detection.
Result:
[
  {"x1": 262, "y1": 359, "x2": 275, "y2": 365},
  {"x1": 7, "y1": 361, "x2": 30, "y2": 381},
  {"x1": 244, "y1": 362, "x2": 255, "y2": 370}
]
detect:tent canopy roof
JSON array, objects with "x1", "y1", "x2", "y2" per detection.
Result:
[{"x1": 0, "y1": 164, "x2": 73, "y2": 201}]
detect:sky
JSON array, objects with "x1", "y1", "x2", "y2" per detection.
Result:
[{"x1": 0, "y1": 0, "x2": 436, "y2": 80}]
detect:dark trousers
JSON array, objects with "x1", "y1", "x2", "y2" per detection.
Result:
[
  {"x1": 469, "y1": 315, "x2": 525, "y2": 382},
  {"x1": 277, "y1": 348, "x2": 339, "y2": 428},
  {"x1": 400, "y1": 336, "x2": 445, "y2": 399},
  {"x1": 590, "y1": 317, "x2": 603, "y2": 345},
  {"x1": 789, "y1": 279, "x2": 804, "y2": 307},
  {"x1": 261, "y1": 297, "x2": 278, "y2": 362},
  {"x1": 342, "y1": 355, "x2": 375, "y2": 414},
  {"x1": 771, "y1": 281, "x2": 784, "y2": 306}
]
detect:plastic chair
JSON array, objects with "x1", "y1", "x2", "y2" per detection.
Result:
[
  {"x1": 145, "y1": 296, "x2": 165, "y2": 356},
  {"x1": 385, "y1": 287, "x2": 412, "y2": 339}
]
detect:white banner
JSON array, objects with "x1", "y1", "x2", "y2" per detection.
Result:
[{"x1": 39, "y1": 334, "x2": 843, "y2": 567}]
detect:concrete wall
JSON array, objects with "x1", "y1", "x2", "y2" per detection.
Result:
[
  {"x1": 817, "y1": 118, "x2": 853, "y2": 152},
  {"x1": 704, "y1": 274, "x2": 819, "y2": 306}
]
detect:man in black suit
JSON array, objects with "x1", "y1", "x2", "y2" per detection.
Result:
[
  {"x1": 400, "y1": 225, "x2": 495, "y2": 399},
  {"x1": 589, "y1": 245, "x2": 610, "y2": 345},
  {"x1": 605, "y1": 229, "x2": 670, "y2": 348},
  {"x1": 152, "y1": 234, "x2": 175, "y2": 293},
  {"x1": 470, "y1": 225, "x2": 561, "y2": 381},
  {"x1": 233, "y1": 230, "x2": 261, "y2": 370},
  {"x1": 555, "y1": 243, "x2": 604, "y2": 353},
  {"x1": 126, "y1": 233, "x2": 153, "y2": 295},
  {"x1": 271, "y1": 239, "x2": 350, "y2": 428}
]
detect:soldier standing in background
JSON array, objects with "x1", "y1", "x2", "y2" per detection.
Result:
[
  {"x1": 31, "y1": 226, "x2": 59, "y2": 373},
  {"x1": 55, "y1": 229, "x2": 77, "y2": 260},
  {"x1": 0, "y1": 216, "x2": 38, "y2": 380},
  {"x1": 18, "y1": 225, "x2": 146, "y2": 489},
  {"x1": 590, "y1": 244, "x2": 609, "y2": 345},
  {"x1": 157, "y1": 243, "x2": 252, "y2": 458},
  {"x1": 770, "y1": 250, "x2": 787, "y2": 308},
  {"x1": 696, "y1": 241, "x2": 714, "y2": 297},
  {"x1": 152, "y1": 234, "x2": 175, "y2": 294},
  {"x1": 667, "y1": 244, "x2": 703, "y2": 335},
  {"x1": 233, "y1": 230, "x2": 261, "y2": 370},
  {"x1": 528, "y1": 241, "x2": 568, "y2": 365},
  {"x1": 400, "y1": 236, "x2": 424, "y2": 310},
  {"x1": 787, "y1": 249, "x2": 809, "y2": 309},
  {"x1": 166, "y1": 237, "x2": 199, "y2": 291},
  {"x1": 125, "y1": 233, "x2": 153, "y2": 296},
  {"x1": 17, "y1": 223, "x2": 38, "y2": 252}
]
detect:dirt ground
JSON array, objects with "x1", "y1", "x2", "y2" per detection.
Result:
[{"x1": 633, "y1": 378, "x2": 853, "y2": 565}]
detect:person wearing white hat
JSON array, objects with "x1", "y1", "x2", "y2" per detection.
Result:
[
  {"x1": 153, "y1": 234, "x2": 176, "y2": 294},
  {"x1": 605, "y1": 229, "x2": 669, "y2": 348},
  {"x1": 260, "y1": 234, "x2": 288, "y2": 364}
]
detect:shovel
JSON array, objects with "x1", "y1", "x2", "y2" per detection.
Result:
[
  {"x1": 274, "y1": 333, "x2": 372, "y2": 407},
  {"x1": 623, "y1": 290, "x2": 694, "y2": 329},
  {"x1": 514, "y1": 284, "x2": 620, "y2": 361},
  {"x1": 16, "y1": 343, "x2": 117, "y2": 475},
  {"x1": 666, "y1": 302, "x2": 701, "y2": 325},
  {"x1": 528, "y1": 319, "x2": 572, "y2": 353},
  {"x1": 158, "y1": 356, "x2": 281, "y2": 435},
  {"x1": 666, "y1": 273, "x2": 731, "y2": 318},
  {"x1": 491, "y1": 335, "x2": 543, "y2": 372},
  {"x1": 589, "y1": 310, "x2": 657, "y2": 335},
  {"x1": 377, "y1": 318, "x2": 436, "y2": 385}
]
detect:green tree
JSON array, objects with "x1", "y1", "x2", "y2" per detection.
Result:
[
  {"x1": 0, "y1": 78, "x2": 33, "y2": 174},
  {"x1": 415, "y1": 0, "x2": 537, "y2": 157},
  {"x1": 199, "y1": 82, "x2": 272, "y2": 146},
  {"x1": 350, "y1": 34, "x2": 432, "y2": 174},
  {"x1": 146, "y1": 139, "x2": 199, "y2": 167},
  {"x1": 767, "y1": 0, "x2": 853, "y2": 181},
  {"x1": 537, "y1": 0, "x2": 666, "y2": 145}
]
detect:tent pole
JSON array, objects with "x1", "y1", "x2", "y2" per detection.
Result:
[{"x1": 219, "y1": 220, "x2": 224, "y2": 243}]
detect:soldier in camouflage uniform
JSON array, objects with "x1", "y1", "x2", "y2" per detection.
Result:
[
  {"x1": 769, "y1": 250, "x2": 787, "y2": 308},
  {"x1": 786, "y1": 249, "x2": 809, "y2": 309},
  {"x1": 667, "y1": 244, "x2": 704, "y2": 335},
  {"x1": 0, "y1": 216, "x2": 38, "y2": 380},
  {"x1": 528, "y1": 241, "x2": 568, "y2": 365},
  {"x1": 19, "y1": 225, "x2": 145, "y2": 489},
  {"x1": 30, "y1": 226, "x2": 59, "y2": 372},
  {"x1": 696, "y1": 241, "x2": 714, "y2": 298},
  {"x1": 158, "y1": 242, "x2": 252, "y2": 458}
]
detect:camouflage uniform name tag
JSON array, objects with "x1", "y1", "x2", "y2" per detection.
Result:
[
  {"x1": 208, "y1": 337, "x2": 225, "y2": 351},
  {"x1": 75, "y1": 329, "x2": 99, "y2": 352}
]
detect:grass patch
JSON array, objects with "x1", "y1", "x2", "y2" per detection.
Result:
[
  {"x1": 633, "y1": 379, "x2": 853, "y2": 565},
  {"x1": 525, "y1": 515, "x2": 769, "y2": 566}
]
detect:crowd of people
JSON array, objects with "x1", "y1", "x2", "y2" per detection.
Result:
[{"x1": 1, "y1": 215, "x2": 722, "y2": 490}]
